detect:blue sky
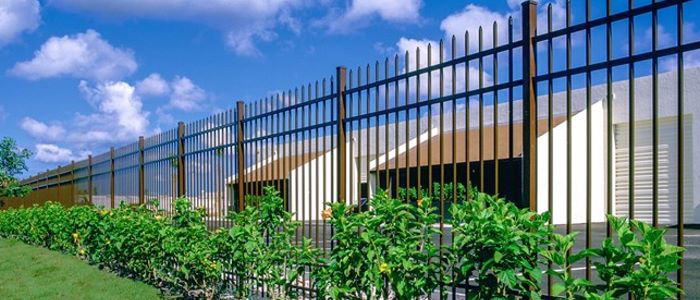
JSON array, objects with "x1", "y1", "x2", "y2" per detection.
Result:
[{"x1": 0, "y1": 0, "x2": 697, "y2": 177}]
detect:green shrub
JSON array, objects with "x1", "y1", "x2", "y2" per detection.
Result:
[
  {"x1": 545, "y1": 215, "x2": 685, "y2": 299},
  {"x1": 314, "y1": 189, "x2": 441, "y2": 299},
  {"x1": 162, "y1": 199, "x2": 220, "y2": 299},
  {"x1": 91, "y1": 201, "x2": 167, "y2": 285},
  {"x1": 0, "y1": 200, "x2": 214, "y2": 298},
  {"x1": 214, "y1": 186, "x2": 317, "y2": 299},
  {"x1": 0, "y1": 186, "x2": 685, "y2": 300},
  {"x1": 447, "y1": 187, "x2": 552, "y2": 299},
  {"x1": 540, "y1": 232, "x2": 592, "y2": 299},
  {"x1": 398, "y1": 183, "x2": 467, "y2": 221}
]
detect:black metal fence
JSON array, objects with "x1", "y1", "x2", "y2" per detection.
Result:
[{"x1": 8, "y1": 0, "x2": 698, "y2": 297}]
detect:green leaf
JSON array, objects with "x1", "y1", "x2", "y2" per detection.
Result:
[
  {"x1": 551, "y1": 283, "x2": 566, "y2": 296},
  {"x1": 497, "y1": 270, "x2": 517, "y2": 288},
  {"x1": 494, "y1": 250, "x2": 503, "y2": 263},
  {"x1": 661, "y1": 245, "x2": 685, "y2": 257}
]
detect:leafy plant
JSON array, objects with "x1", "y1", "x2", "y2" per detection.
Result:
[
  {"x1": 447, "y1": 187, "x2": 552, "y2": 299},
  {"x1": 544, "y1": 215, "x2": 684, "y2": 299},
  {"x1": 314, "y1": 189, "x2": 441, "y2": 299},
  {"x1": 584, "y1": 216, "x2": 682, "y2": 299},
  {"x1": 0, "y1": 186, "x2": 686, "y2": 300},
  {"x1": 215, "y1": 186, "x2": 317, "y2": 299},
  {"x1": 162, "y1": 199, "x2": 220, "y2": 299},
  {"x1": 398, "y1": 182, "x2": 467, "y2": 221},
  {"x1": 0, "y1": 137, "x2": 33, "y2": 202},
  {"x1": 541, "y1": 232, "x2": 592, "y2": 299}
]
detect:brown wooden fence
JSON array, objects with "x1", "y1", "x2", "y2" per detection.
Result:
[{"x1": 6, "y1": 0, "x2": 698, "y2": 297}]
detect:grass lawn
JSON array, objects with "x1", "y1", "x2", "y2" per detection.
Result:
[{"x1": 0, "y1": 239, "x2": 162, "y2": 300}]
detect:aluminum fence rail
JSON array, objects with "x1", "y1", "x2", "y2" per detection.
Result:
[{"x1": 7, "y1": 0, "x2": 698, "y2": 297}]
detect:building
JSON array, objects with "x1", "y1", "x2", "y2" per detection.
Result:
[{"x1": 220, "y1": 67, "x2": 698, "y2": 225}]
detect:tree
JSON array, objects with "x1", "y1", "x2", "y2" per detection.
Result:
[{"x1": 0, "y1": 137, "x2": 32, "y2": 201}]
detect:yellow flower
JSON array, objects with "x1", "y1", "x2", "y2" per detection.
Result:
[
  {"x1": 106, "y1": 240, "x2": 111, "y2": 245},
  {"x1": 417, "y1": 198, "x2": 423, "y2": 207},
  {"x1": 72, "y1": 233, "x2": 79, "y2": 240},
  {"x1": 99, "y1": 209, "x2": 108, "y2": 216},
  {"x1": 321, "y1": 208, "x2": 332, "y2": 220},
  {"x1": 210, "y1": 262, "x2": 218, "y2": 269},
  {"x1": 379, "y1": 262, "x2": 390, "y2": 274},
  {"x1": 79, "y1": 249, "x2": 86, "y2": 255},
  {"x1": 155, "y1": 215, "x2": 162, "y2": 221}
]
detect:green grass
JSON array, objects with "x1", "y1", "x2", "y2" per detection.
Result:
[{"x1": 0, "y1": 239, "x2": 162, "y2": 300}]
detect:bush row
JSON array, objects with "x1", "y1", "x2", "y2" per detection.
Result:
[
  {"x1": 0, "y1": 185, "x2": 684, "y2": 299},
  {"x1": 0, "y1": 188, "x2": 313, "y2": 299}
]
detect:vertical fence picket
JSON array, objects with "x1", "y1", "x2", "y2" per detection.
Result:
[
  {"x1": 110, "y1": 147, "x2": 115, "y2": 209},
  {"x1": 177, "y1": 122, "x2": 186, "y2": 198},
  {"x1": 139, "y1": 136, "x2": 145, "y2": 205},
  {"x1": 236, "y1": 101, "x2": 246, "y2": 212},
  {"x1": 88, "y1": 155, "x2": 93, "y2": 204}
]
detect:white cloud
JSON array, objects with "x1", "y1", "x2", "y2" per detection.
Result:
[
  {"x1": 506, "y1": 0, "x2": 522, "y2": 10},
  {"x1": 319, "y1": 0, "x2": 422, "y2": 33},
  {"x1": 396, "y1": 38, "x2": 439, "y2": 67},
  {"x1": 155, "y1": 107, "x2": 175, "y2": 127},
  {"x1": 22, "y1": 80, "x2": 155, "y2": 166},
  {"x1": 169, "y1": 76, "x2": 206, "y2": 111},
  {"x1": 20, "y1": 117, "x2": 66, "y2": 141},
  {"x1": 439, "y1": 1, "x2": 566, "y2": 53},
  {"x1": 136, "y1": 73, "x2": 170, "y2": 97},
  {"x1": 8, "y1": 29, "x2": 137, "y2": 81},
  {"x1": 541, "y1": 0, "x2": 567, "y2": 33},
  {"x1": 136, "y1": 73, "x2": 208, "y2": 109},
  {"x1": 440, "y1": 4, "x2": 512, "y2": 52},
  {"x1": 78, "y1": 80, "x2": 149, "y2": 141},
  {"x1": 345, "y1": 0, "x2": 421, "y2": 23},
  {"x1": 396, "y1": 38, "x2": 490, "y2": 97},
  {"x1": 137, "y1": 73, "x2": 209, "y2": 112},
  {"x1": 34, "y1": 144, "x2": 89, "y2": 163},
  {"x1": 49, "y1": 0, "x2": 303, "y2": 57},
  {"x1": 394, "y1": 1, "x2": 575, "y2": 97},
  {"x1": 0, "y1": 0, "x2": 40, "y2": 47},
  {"x1": 20, "y1": 71, "x2": 206, "y2": 165},
  {"x1": 373, "y1": 42, "x2": 395, "y2": 56},
  {"x1": 278, "y1": 9, "x2": 301, "y2": 35}
]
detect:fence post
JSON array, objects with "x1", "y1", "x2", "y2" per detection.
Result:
[
  {"x1": 110, "y1": 147, "x2": 115, "y2": 209},
  {"x1": 336, "y1": 66, "x2": 347, "y2": 204},
  {"x1": 56, "y1": 166, "x2": 61, "y2": 202},
  {"x1": 88, "y1": 155, "x2": 93, "y2": 204},
  {"x1": 236, "y1": 101, "x2": 246, "y2": 211},
  {"x1": 177, "y1": 122, "x2": 186, "y2": 197},
  {"x1": 70, "y1": 160, "x2": 75, "y2": 205},
  {"x1": 139, "y1": 136, "x2": 145, "y2": 205},
  {"x1": 522, "y1": 1, "x2": 538, "y2": 211}
]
